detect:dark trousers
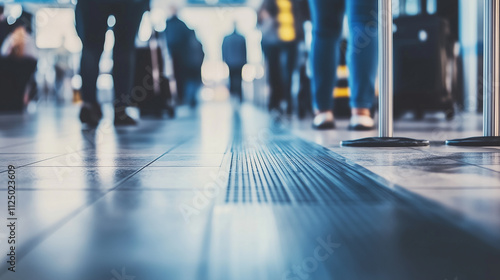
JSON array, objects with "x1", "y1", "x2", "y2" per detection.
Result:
[
  {"x1": 229, "y1": 67, "x2": 243, "y2": 102},
  {"x1": 75, "y1": 0, "x2": 145, "y2": 107},
  {"x1": 262, "y1": 42, "x2": 297, "y2": 113}
]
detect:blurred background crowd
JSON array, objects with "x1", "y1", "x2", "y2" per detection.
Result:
[{"x1": 0, "y1": 0, "x2": 471, "y2": 129}]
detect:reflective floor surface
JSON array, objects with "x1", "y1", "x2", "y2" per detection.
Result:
[{"x1": 0, "y1": 101, "x2": 499, "y2": 280}]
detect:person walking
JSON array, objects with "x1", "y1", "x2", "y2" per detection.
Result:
[
  {"x1": 183, "y1": 29, "x2": 204, "y2": 108},
  {"x1": 258, "y1": 0, "x2": 305, "y2": 114},
  {"x1": 222, "y1": 24, "x2": 247, "y2": 103},
  {"x1": 165, "y1": 11, "x2": 191, "y2": 104},
  {"x1": 75, "y1": 0, "x2": 149, "y2": 126},
  {"x1": 308, "y1": 0, "x2": 378, "y2": 130}
]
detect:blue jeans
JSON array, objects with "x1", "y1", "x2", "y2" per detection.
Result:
[{"x1": 308, "y1": 0, "x2": 378, "y2": 111}]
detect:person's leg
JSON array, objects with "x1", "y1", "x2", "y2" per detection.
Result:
[
  {"x1": 75, "y1": 0, "x2": 108, "y2": 124},
  {"x1": 184, "y1": 78, "x2": 199, "y2": 108},
  {"x1": 229, "y1": 67, "x2": 236, "y2": 94},
  {"x1": 346, "y1": 0, "x2": 378, "y2": 115},
  {"x1": 111, "y1": 1, "x2": 146, "y2": 124},
  {"x1": 282, "y1": 42, "x2": 298, "y2": 114},
  {"x1": 235, "y1": 67, "x2": 243, "y2": 102},
  {"x1": 229, "y1": 67, "x2": 242, "y2": 102},
  {"x1": 263, "y1": 44, "x2": 282, "y2": 111},
  {"x1": 308, "y1": 0, "x2": 345, "y2": 112},
  {"x1": 308, "y1": 0, "x2": 345, "y2": 129}
]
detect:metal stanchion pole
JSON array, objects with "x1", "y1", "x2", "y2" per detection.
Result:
[
  {"x1": 379, "y1": 0, "x2": 394, "y2": 139},
  {"x1": 446, "y1": 0, "x2": 500, "y2": 146},
  {"x1": 341, "y1": 0, "x2": 429, "y2": 147}
]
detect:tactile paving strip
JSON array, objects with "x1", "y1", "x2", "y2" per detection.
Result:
[{"x1": 226, "y1": 130, "x2": 395, "y2": 204}]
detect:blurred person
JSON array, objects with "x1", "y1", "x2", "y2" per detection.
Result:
[
  {"x1": 308, "y1": 0, "x2": 378, "y2": 130},
  {"x1": 75, "y1": 0, "x2": 149, "y2": 126},
  {"x1": 258, "y1": 0, "x2": 304, "y2": 114},
  {"x1": 165, "y1": 10, "x2": 191, "y2": 104},
  {"x1": 258, "y1": 0, "x2": 310, "y2": 115},
  {"x1": 0, "y1": 10, "x2": 37, "y2": 111},
  {"x1": 182, "y1": 29, "x2": 204, "y2": 108},
  {"x1": 1, "y1": 12, "x2": 37, "y2": 59},
  {"x1": 222, "y1": 23, "x2": 247, "y2": 103}
]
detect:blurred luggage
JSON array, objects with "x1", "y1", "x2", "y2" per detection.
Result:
[
  {"x1": 393, "y1": 7, "x2": 458, "y2": 120},
  {"x1": 297, "y1": 62, "x2": 312, "y2": 119},
  {"x1": 0, "y1": 56, "x2": 37, "y2": 112},
  {"x1": 134, "y1": 31, "x2": 175, "y2": 118}
]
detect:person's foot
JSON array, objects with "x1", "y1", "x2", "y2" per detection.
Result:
[
  {"x1": 349, "y1": 115, "x2": 375, "y2": 131},
  {"x1": 312, "y1": 111, "x2": 335, "y2": 130},
  {"x1": 79, "y1": 102, "x2": 102, "y2": 126},
  {"x1": 114, "y1": 110, "x2": 137, "y2": 126}
]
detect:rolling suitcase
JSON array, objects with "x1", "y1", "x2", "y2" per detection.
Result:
[
  {"x1": 393, "y1": 13, "x2": 456, "y2": 120},
  {"x1": 0, "y1": 56, "x2": 37, "y2": 112},
  {"x1": 134, "y1": 32, "x2": 175, "y2": 118}
]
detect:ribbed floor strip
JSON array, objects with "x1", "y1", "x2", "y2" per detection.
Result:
[{"x1": 226, "y1": 129, "x2": 394, "y2": 204}]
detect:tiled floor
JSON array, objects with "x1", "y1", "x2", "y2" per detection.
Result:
[{"x1": 0, "y1": 101, "x2": 499, "y2": 280}]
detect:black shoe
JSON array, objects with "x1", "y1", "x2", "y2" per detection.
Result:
[
  {"x1": 79, "y1": 103, "x2": 102, "y2": 126},
  {"x1": 114, "y1": 111, "x2": 137, "y2": 126}
]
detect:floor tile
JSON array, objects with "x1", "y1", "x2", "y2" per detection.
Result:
[
  {"x1": 407, "y1": 188, "x2": 500, "y2": 235},
  {"x1": 339, "y1": 152, "x2": 459, "y2": 166},
  {"x1": 481, "y1": 165, "x2": 500, "y2": 172},
  {"x1": 150, "y1": 154, "x2": 225, "y2": 167},
  {"x1": 5, "y1": 191, "x2": 209, "y2": 280},
  {"x1": 0, "y1": 167, "x2": 138, "y2": 190},
  {"x1": 364, "y1": 165, "x2": 500, "y2": 188},
  {"x1": 119, "y1": 167, "x2": 221, "y2": 190}
]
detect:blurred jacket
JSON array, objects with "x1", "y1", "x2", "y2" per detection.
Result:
[
  {"x1": 258, "y1": 0, "x2": 310, "y2": 45},
  {"x1": 222, "y1": 30, "x2": 247, "y2": 69},
  {"x1": 184, "y1": 29, "x2": 204, "y2": 79},
  {"x1": 1, "y1": 12, "x2": 37, "y2": 58},
  {"x1": 166, "y1": 15, "x2": 191, "y2": 56}
]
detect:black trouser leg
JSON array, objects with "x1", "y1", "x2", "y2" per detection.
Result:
[
  {"x1": 263, "y1": 44, "x2": 282, "y2": 111},
  {"x1": 111, "y1": 2, "x2": 146, "y2": 109},
  {"x1": 75, "y1": 1, "x2": 108, "y2": 104},
  {"x1": 229, "y1": 67, "x2": 243, "y2": 102}
]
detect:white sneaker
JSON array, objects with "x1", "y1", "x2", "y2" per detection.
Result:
[
  {"x1": 313, "y1": 111, "x2": 335, "y2": 130},
  {"x1": 349, "y1": 115, "x2": 375, "y2": 131}
]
